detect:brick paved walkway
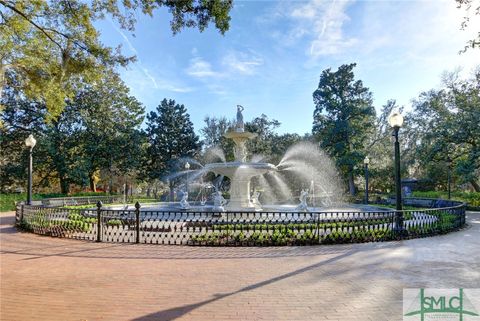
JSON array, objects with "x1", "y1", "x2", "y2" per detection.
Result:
[{"x1": 1, "y1": 211, "x2": 479, "y2": 321}]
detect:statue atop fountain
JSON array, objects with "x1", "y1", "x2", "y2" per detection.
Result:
[
  {"x1": 236, "y1": 105, "x2": 244, "y2": 132},
  {"x1": 296, "y1": 189, "x2": 310, "y2": 212}
]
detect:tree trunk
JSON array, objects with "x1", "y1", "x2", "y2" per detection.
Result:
[
  {"x1": 470, "y1": 179, "x2": 480, "y2": 192},
  {"x1": 348, "y1": 170, "x2": 356, "y2": 195},
  {"x1": 89, "y1": 175, "x2": 97, "y2": 192},
  {"x1": 146, "y1": 187, "x2": 151, "y2": 197},
  {"x1": 59, "y1": 176, "x2": 70, "y2": 194}
]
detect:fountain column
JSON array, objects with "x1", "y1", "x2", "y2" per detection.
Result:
[
  {"x1": 223, "y1": 131, "x2": 258, "y2": 210},
  {"x1": 204, "y1": 106, "x2": 277, "y2": 211}
]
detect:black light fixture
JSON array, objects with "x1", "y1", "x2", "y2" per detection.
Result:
[
  {"x1": 364, "y1": 156, "x2": 370, "y2": 204},
  {"x1": 25, "y1": 134, "x2": 37, "y2": 205},
  {"x1": 388, "y1": 111, "x2": 404, "y2": 232}
]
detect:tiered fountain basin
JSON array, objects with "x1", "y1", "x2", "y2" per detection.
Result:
[{"x1": 204, "y1": 162, "x2": 277, "y2": 210}]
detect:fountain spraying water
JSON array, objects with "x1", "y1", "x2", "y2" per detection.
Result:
[{"x1": 171, "y1": 106, "x2": 345, "y2": 211}]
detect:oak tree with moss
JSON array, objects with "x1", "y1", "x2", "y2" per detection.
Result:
[
  {"x1": 0, "y1": 0, "x2": 233, "y2": 119},
  {"x1": 312, "y1": 63, "x2": 376, "y2": 195}
]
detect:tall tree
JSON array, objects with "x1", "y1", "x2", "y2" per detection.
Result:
[
  {"x1": 0, "y1": 0, "x2": 232, "y2": 118},
  {"x1": 144, "y1": 99, "x2": 201, "y2": 198},
  {"x1": 0, "y1": 70, "x2": 145, "y2": 194},
  {"x1": 74, "y1": 72, "x2": 145, "y2": 192},
  {"x1": 245, "y1": 114, "x2": 281, "y2": 161},
  {"x1": 312, "y1": 63, "x2": 376, "y2": 195},
  {"x1": 364, "y1": 100, "x2": 407, "y2": 193},
  {"x1": 200, "y1": 115, "x2": 235, "y2": 161},
  {"x1": 0, "y1": 72, "x2": 49, "y2": 191},
  {"x1": 406, "y1": 68, "x2": 480, "y2": 191}
]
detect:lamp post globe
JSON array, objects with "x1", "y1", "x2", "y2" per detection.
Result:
[
  {"x1": 388, "y1": 111, "x2": 404, "y2": 129},
  {"x1": 25, "y1": 134, "x2": 37, "y2": 205},
  {"x1": 364, "y1": 156, "x2": 369, "y2": 204},
  {"x1": 25, "y1": 134, "x2": 37, "y2": 148},
  {"x1": 388, "y1": 110, "x2": 404, "y2": 233}
]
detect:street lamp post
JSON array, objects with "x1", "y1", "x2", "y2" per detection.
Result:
[
  {"x1": 388, "y1": 111, "x2": 404, "y2": 233},
  {"x1": 25, "y1": 134, "x2": 37, "y2": 205},
  {"x1": 364, "y1": 156, "x2": 370, "y2": 204},
  {"x1": 185, "y1": 162, "x2": 190, "y2": 201},
  {"x1": 447, "y1": 158, "x2": 452, "y2": 200}
]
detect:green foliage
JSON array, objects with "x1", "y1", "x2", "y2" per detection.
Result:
[
  {"x1": 412, "y1": 191, "x2": 480, "y2": 207},
  {"x1": 143, "y1": 99, "x2": 201, "y2": 183},
  {"x1": 0, "y1": 192, "x2": 115, "y2": 212},
  {"x1": 0, "y1": 71, "x2": 145, "y2": 194},
  {"x1": 190, "y1": 219, "x2": 396, "y2": 246},
  {"x1": 0, "y1": 0, "x2": 232, "y2": 118},
  {"x1": 405, "y1": 70, "x2": 480, "y2": 192},
  {"x1": 18, "y1": 209, "x2": 97, "y2": 234},
  {"x1": 312, "y1": 63, "x2": 376, "y2": 195},
  {"x1": 200, "y1": 116, "x2": 235, "y2": 161},
  {"x1": 73, "y1": 72, "x2": 145, "y2": 192},
  {"x1": 455, "y1": 0, "x2": 480, "y2": 52},
  {"x1": 106, "y1": 219, "x2": 122, "y2": 227},
  {"x1": 245, "y1": 114, "x2": 281, "y2": 160},
  {"x1": 363, "y1": 100, "x2": 404, "y2": 193}
]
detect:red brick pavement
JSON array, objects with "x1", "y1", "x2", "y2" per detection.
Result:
[{"x1": 1, "y1": 211, "x2": 479, "y2": 321}]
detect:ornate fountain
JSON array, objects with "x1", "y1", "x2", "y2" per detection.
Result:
[{"x1": 204, "y1": 105, "x2": 277, "y2": 210}]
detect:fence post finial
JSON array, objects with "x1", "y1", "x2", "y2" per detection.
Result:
[{"x1": 96, "y1": 201, "x2": 102, "y2": 242}]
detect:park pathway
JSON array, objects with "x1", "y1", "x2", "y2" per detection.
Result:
[{"x1": 1, "y1": 211, "x2": 479, "y2": 321}]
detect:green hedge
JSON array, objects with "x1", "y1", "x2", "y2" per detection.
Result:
[
  {"x1": 189, "y1": 227, "x2": 393, "y2": 246},
  {"x1": 412, "y1": 191, "x2": 480, "y2": 207},
  {"x1": 19, "y1": 210, "x2": 98, "y2": 234}
]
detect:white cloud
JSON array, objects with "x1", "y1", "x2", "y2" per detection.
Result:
[
  {"x1": 186, "y1": 50, "x2": 264, "y2": 80},
  {"x1": 184, "y1": 49, "x2": 264, "y2": 94},
  {"x1": 293, "y1": 0, "x2": 356, "y2": 58},
  {"x1": 357, "y1": 0, "x2": 480, "y2": 71},
  {"x1": 259, "y1": 0, "x2": 356, "y2": 58},
  {"x1": 222, "y1": 51, "x2": 263, "y2": 75},
  {"x1": 186, "y1": 57, "x2": 221, "y2": 78}
]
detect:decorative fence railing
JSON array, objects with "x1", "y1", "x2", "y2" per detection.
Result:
[
  {"x1": 15, "y1": 198, "x2": 466, "y2": 246},
  {"x1": 39, "y1": 195, "x2": 128, "y2": 207}
]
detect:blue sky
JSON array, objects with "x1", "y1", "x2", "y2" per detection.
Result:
[{"x1": 96, "y1": 0, "x2": 479, "y2": 136}]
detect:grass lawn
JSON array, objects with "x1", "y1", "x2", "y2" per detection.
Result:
[
  {"x1": 0, "y1": 192, "x2": 126, "y2": 212},
  {"x1": 412, "y1": 191, "x2": 480, "y2": 208}
]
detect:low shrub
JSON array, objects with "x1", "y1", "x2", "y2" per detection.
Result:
[
  {"x1": 189, "y1": 225, "x2": 394, "y2": 246},
  {"x1": 106, "y1": 219, "x2": 123, "y2": 227}
]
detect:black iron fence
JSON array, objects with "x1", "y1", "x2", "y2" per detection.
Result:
[
  {"x1": 39, "y1": 195, "x2": 127, "y2": 207},
  {"x1": 15, "y1": 198, "x2": 466, "y2": 246}
]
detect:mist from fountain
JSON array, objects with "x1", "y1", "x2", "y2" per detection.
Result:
[
  {"x1": 160, "y1": 107, "x2": 345, "y2": 211},
  {"x1": 276, "y1": 142, "x2": 344, "y2": 206},
  {"x1": 203, "y1": 146, "x2": 226, "y2": 163},
  {"x1": 260, "y1": 171, "x2": 294, "y2": 204},
  {"x1": 168, "y1": 140, "x2": 345, "y2": 211}
]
